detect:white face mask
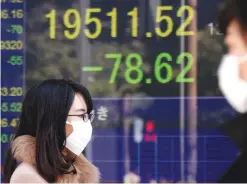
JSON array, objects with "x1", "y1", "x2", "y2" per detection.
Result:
[
  {"x1": 65, "y1": 120, "x2": 92, "y2": 155},
  {"x1": 217, "y1": 54, "x2": 247, "y2": 113}
]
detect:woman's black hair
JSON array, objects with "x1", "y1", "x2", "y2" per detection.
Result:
[
  {"x1": 3, "y1": 79, "x2": 93, "y2": 182},
  {"x1": 217, "y1": 0, "x2": 247, "y2": 35}
]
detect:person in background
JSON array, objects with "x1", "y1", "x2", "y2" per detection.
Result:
[
  {"x1": 3, "y1": 79, "x2": 100, "y2": 183},
  {"x1": 217, "y1": 0, "x2": 247, "y2": 112},
  {"x1": 216, "y1": 0, "x2": 247, "y2": 182}
]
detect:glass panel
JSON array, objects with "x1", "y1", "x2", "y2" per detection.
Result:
[{"x1": 1, "y1": 0, "x2": 239, "y2": 183}]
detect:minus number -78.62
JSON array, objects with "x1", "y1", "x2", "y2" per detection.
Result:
[{"x1": 105, "y1": 52, "x2": 194, "y2": 85}]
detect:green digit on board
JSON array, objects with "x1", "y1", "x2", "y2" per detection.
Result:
[
  {"x1": 125, "y1": 53, "x2": 144, "y2": 84},
  {"x1": 176, "y1": 52, "x2": 194, "y2": 83},
  {"x1": 10, "y1": 134, "x2": 14, "y2": 142},
  {"x1": 154, "y1": 53, "x2": 173, "y2": 83},
  {"x1": 10, "y1": 103, "x2": 16, "y2": 112},
  {"x1": 1, "y1": 134, "x2": 8, "y2": 144},
  {"x1": 105, "y1": 53, "x2": 122, "y2": 84},
  {"x1": 1, "y1": 102, "x2": 8, "y2": 112}
]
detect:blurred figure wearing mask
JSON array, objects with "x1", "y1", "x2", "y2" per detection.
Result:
[{"x1": 216, "y1": 0, "x2": 247, "y2": 182}]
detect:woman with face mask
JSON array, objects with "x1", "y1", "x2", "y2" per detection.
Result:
[
  {"x1": 217, "y1": 0, "x2": 247, "y2": 113},
  {"x1": 3, "y1": 79, "x2": 100, "y2": 183},
  {"x1": 217, "y1": 0, "x2": 247, "y2": 182}
]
